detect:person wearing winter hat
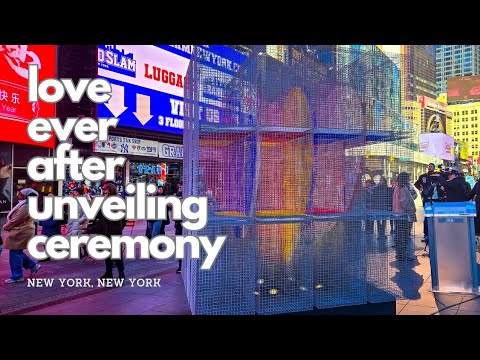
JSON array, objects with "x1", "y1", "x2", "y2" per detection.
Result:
[
  {"x1": 3, "y1": 188, "x2": 41, "y2": 283},
  {"x1": 65, "y1": 185, "x2": 89, "y2": 258}
]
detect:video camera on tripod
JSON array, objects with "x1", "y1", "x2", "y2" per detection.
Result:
[{"x1": 421, "y1": 164, "x2": 449, "y2": 203}]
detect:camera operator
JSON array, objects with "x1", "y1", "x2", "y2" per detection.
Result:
[
  {"x1": 458, "y1": 173, "x2": 472, "y2": 196},
  {"x1": 414, "y1": 163, "x2": 445, "y2": 242},
  {"x1": 432, "y1": 168, "x2": 468, "y2": 202}
]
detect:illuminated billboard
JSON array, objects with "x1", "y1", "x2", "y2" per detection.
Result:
[
  {"x1": 97, "y1": 45, "x2": 247, "y2": 135},
  {"x1": 419, "y1": 95, "x2": 447, "y2": 134},
  {"x1": 447, "y1": 75, "x2": 480, "y2": 102},
  {"x1": 459, "y1": 140, "x2": 469, "y2": 161},
  {"x1": 419, "y1": 133, "x2": 454, "y2": 161},
  {"x1": 0, "y1": 45, "x2": 56, "y2": 148}
]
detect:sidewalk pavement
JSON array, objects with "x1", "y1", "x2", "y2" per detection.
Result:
[
  {"x1": 0, "y1": 221, "x2": 191, "y2": 315},
  {"x1": 397, "y1": 213, "x2": 480, "y2": 315},
  {"x1": 2, "y1": 215, "x2": 480, "y2": 315}
]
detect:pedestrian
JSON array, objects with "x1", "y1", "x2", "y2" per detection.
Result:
[
  {"x1": 38, "y1": 193, "x2": 63, "y2": 262},
  {"x1": 414, "y1": 163, "x2": 444, "y2": 243},
  {"x1": 151, "y1": 186, "x2": 172, "y2": 257},
  {"x1": 3, "y1": 188, "x2": 42, "y2": 283},
  {"x1": 458, "y1": 173, "x2": 472, "y2": 197},
  {"x1": 392, "y1": 173, "x2": 416, "y2": 262},
  {"x1": 85, "y1": 183, "x2": 125, "y2": 279},
  {"x1": 175, "y1": 181, "x2": 183, "y2": 198},
  {"x1": 390, "y1": 179, "x2": 397, "y2": 234},
  {"x1": 173, "y1": 189, "x2": 183, "y2": 274},
  {"x1": 370, "y1": 177, "x2": 393, "y2": 238},
  {"x1": 468, "y1": 178, "x2": 480, "y2": 238},
  {"x1": 151, "y1": 186, "x2": 171, "y2": 234},
  {"x1": 66, "y1": 185, "x2": 89, "y2": 258},
  {"x1": 364, "y1": 179, "x2": 375, "y2": 234}
]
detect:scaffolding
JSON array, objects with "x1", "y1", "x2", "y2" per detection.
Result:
[{"x1": 183, "y1": 45, "x2": 425, "y2": 315}]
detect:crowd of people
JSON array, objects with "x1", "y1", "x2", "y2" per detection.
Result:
[
  {"x1": 363, "y1": 163, "x2": 477, "y2": 262},
  {"x1": 414, "y1": 163, "x2": 472, "y2": 245},
  {"x1": 1, "y1": 164, "x2": 479, "y2": 282},
  {"x1": 364, "y1": 172, "x2": 418, "y2": 261},
  {"x1": 0, "y1": 181, "x2": 184, "y2": 284}
]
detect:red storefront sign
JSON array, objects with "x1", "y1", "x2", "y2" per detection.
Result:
[{"x1": 0, "y1": 45, "x2": 56, "y2": 148}]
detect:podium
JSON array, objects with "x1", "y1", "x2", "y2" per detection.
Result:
[{"x1": 425, "y1": 202, "x2": 478, "y2": 294}]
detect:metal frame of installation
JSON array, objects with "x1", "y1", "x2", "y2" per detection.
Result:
[{"x1": 182, "y1": 45, "x2": 421, "y2": 315}]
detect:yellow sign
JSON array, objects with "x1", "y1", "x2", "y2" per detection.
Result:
[{"x1": 459, "y1": 141, "x2": 469, "y2": 161}]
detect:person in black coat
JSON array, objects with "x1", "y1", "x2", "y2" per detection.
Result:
[
  {"x1": 38, "y1": 195, "x2": 63, "y2": 262},
  {"x1": 363, "y1": 179, "x2": 375, "y2": 234},
  {"x1": 459, "y1": 173, "x2": 472, "y2": 196},
  {"x1": 370, "y1": 177, "x2": 393, "y2": 237},
  {"x1": 173, "y1": 188, "x2": 183, "y2": 274},
  {"x1": 434, "y1": 169, "x2": 467, "y2": 202},
  {"x1": 414, "y1": 163, "x2": 445, "y2": 241},
  {"x1": 468, "y1": 179, "x2": 480, "y2": 235},
  {"x1": 85, "y1": 183, "x2": 125, "y2": 279}
]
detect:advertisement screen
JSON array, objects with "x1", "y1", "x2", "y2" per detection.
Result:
[
  {"x1": 419, "y1": 133, "x2": 454, "y2": 161},
  {"x1": 97, "y1": 45, "x2": 248, "y2": 135},
  {"x1": 423, "y1": 108, "x2": 447, "y2": 134},
  {"x1": 0, "y1": 143, "x2": 12, "y2": 212},
  {"x1": 0, "y1": 45, "x2": 56, "y2": 148},
  {"x1": 459, "y1": 140, "x2": 469, "y2": 160},
  {"x1": 447, "y1": 75, "x2": 480, "y2": 102}
]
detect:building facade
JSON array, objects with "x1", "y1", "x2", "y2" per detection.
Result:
[
  {"x1": 447, "y1": 102, "x2": 480, "y2": 161},
  {"x1": 436, "y1": 45, "x2": 480, "y2": 96}
]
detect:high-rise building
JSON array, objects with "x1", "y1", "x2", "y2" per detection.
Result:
[
  {"x1": 447, "y1": 102, "x2": 480, "y2": 161},
  {"x1": 404, "y1": 45, "x2": 437, "y2": 100},
  {"x1": 436, "y1": 45, "x2": 480, "y2": 96},
  {"x1": 377, "y1": 45, "x2": 436, "y2": 101}
]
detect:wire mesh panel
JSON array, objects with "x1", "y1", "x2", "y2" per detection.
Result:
[
  {"x1": 183, "y1": 45, "x2": 425, "y2": 315},
  {"x1": 255, "y1": 220, "x2": 313, "y2": 314},
  {"x1": 313, "y1": 218, "x2": 368, "y2": 309},
  {"x1": 189, "y1": 221, "x2": 256, "y2": 315}
]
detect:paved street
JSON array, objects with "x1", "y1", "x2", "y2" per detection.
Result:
[
  {"x1": 0, "y1": 221, "x2": 191, "y2": 315},
  {"x1": 396, "y1": 235, "x2": 480, "y2": 315},
  {"x1": 396, "y1": 210, "x2": 480, "y2": 315}
]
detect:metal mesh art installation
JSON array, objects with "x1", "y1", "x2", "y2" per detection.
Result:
[{"x1": 183, "y1": 45, "x2": 425, "y2": 315}]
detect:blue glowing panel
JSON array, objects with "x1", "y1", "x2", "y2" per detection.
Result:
[{"x1": 98, "y1": 45, "x2": 247, "y2": 135}]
